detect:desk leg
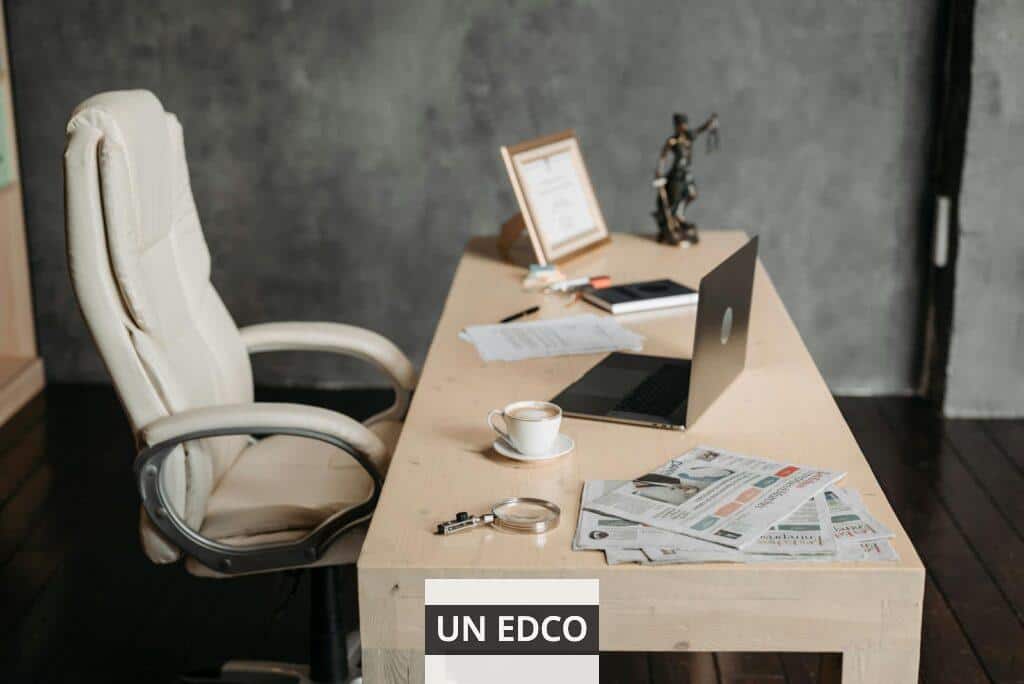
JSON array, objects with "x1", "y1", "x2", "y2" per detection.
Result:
[
  {"x1": 362, "y1": 647, "x2": 423, "y2": 684},
  {"x1": 841, "y1": 633, "x2": 921, "y2": 683}
]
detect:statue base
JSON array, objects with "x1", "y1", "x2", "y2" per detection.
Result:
[{"x1": 655, "y1": 216, "x2": 699, "y2": 247}]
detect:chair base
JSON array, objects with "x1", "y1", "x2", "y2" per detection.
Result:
[
  {"x1": 181, "y1": 630, "x2": 361, "y2": 683},
  {"x1": 182, "y1": 566, "x2": 361, "y2": 684}
]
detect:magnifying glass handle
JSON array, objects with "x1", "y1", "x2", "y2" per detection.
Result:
[{"x1": 436, "y1": 511, "x2": 495, "y2": 535}]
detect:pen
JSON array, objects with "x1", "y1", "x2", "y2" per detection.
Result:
[{"x1": 500, "y1": 305, "x2": 540, "y2": 324}]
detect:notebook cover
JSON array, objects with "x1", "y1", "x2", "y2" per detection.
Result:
[{"x1": 584, "y1": 279, "x2": 696, "y2": 312}]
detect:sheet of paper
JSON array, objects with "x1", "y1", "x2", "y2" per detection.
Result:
[
  {"x1": 460, "y1": 314, "x2": 643, "y2": 362},
  {"x1": 577, "y1": 481, "x2": 841, "y2": 564},
  {"x1": 517, "y1": 150, "x2": 596, "y2": 247},
  {"x1": 587, "y1": 446, "x2": 846, "y2": 549},
  {"x1": 640, "y1": 493, "x2": 839, "y2": 564},
  {"x1": 742, "y1": 493, "x2": 836, "y2": 556},
  {"x1": 574, "y1": 480, "x2": 893, "y2": 567},
  {"x1": 574, "y1": 480, "x2": 741, "y2": 562},
  {"x1": 603, "y1": 548, "x2": 647, "y2": 565},
  {"x1": 825, "y1": 488, "x2": 894, "y2": 543},
  {"x1": 840, "y1": 539, "x2": 900, "y2": 562},
  {"x1": 640, "y1": 545, "x2": 742, "y2": 564},
  {"x1": 576, "y1": 480, "x2": 897, "y2": 566},
  {"x1": 741, "y1": 539, "x2": 900, "y2": 563}
]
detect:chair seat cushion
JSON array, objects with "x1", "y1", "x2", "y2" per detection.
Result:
[{"x1": 183, "y1": 419, "x2": 404, "y2": 577}]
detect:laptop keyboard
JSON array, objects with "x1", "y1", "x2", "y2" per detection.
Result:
[{"x1": 612, "y1": 364, "x2": 689, "y2": 418}]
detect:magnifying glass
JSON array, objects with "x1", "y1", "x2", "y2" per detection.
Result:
[{"x1": 436, "y1": 497, "x2": 561, "y2": 536}]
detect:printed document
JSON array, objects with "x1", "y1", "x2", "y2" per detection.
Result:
[
  {"x1": 644, "y1": 538, "x2": 900, "y2": 564},
  {"x1": 574, "y1": 481, "x2": 741, "y2": 561},
  {"x1": 638, "y1": 492, "x2": 899, "y2": 565},
  {"x1": 576, "y1": 482, "x2": 839, "y2": 562},
  {"x1": 517, "y1": 150, "x2": 597, "y2": 246},
  {"x1": 739, "y1": 493, "x2": 836, "y2": 556},
  {"x1": 460, "y1": 314, "x2": 643, "y2": 362},
  {"x1": 604, "y1": 548, "x2": 648, "y2": 565},
  {"x1": 586, "y1": 446, "x2": 845, "y2": 549},
  {"x1": 573, "y1": 480, "x2": 899, "y2": 565},
  {"x1": 825, "y1": 488, "x2": 894, "y2": 542}
]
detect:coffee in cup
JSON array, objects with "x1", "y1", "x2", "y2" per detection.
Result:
[{"x1": 488, "y1": 400, "x2": 562, "y2": 456}]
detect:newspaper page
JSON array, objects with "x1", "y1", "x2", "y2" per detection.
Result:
[
  {"x1": 642, "y1": 490, "x2": 840, "y2": 564},
  {"x1": 587, "y1": 446, "x2": 845, "y2": 549},
  {"x1": 604, "y1": 548, "x2": 648, "y2": 565},
  {"x1": 640, "y1": 546, "x2": 742, "y2": 565},
  {"x1": 574, "y1": 481, "x2": 740, "y2": 560},
  {"x1": 841, "y1": 539, "x2": 899, "y2": 562},
  {"x1": 574, "y1": 481, "x2": 656, "y2": 549},
  {"x1": 641, "y1": 538, "x2": 900, "y2": 565},
  {"x1": 825, "y1": 488, "x2": 894, "y2": 543},
  {"x1": 577, "y1": 481, "x2": 836, "y2": 560},
  {"x1": 741, "y1": 539, "x2": 900, "y2": 563},
  {"x1": 741, "y1": 493, "x2": 836, "y2": 556}
]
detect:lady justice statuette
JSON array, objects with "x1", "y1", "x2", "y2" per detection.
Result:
[{"x1": 653, "y1": 112, "x2": 719, "y2": 246}]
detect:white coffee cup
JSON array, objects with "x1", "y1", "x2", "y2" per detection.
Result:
[{"x1": 488, "y1": 401, "x2": 562, "y2": 456}]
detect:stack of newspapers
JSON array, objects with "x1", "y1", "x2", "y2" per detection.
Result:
[{"x1": 574, "y1": 446, "x2": 898, "y2": 565}]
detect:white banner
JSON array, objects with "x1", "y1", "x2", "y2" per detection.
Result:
[{"x1": 425, "y1": 579, "x2": 599, "y2": 684}]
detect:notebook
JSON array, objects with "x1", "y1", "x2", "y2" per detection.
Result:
[{"x1": 582, "y1": 279, "x2": 697, "y2": 314}]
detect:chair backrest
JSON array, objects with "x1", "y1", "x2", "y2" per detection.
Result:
[{"x1": 64, "y1": 90, "x2": 253, "y2": 563}]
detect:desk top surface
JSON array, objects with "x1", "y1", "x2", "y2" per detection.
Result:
[{"x1": 359, "y1": 232, "x2": 922, "y2": 575}]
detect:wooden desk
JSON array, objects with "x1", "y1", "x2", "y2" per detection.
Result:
[{"x1": 358, "y1": 232, "x2": 924, "y2": 683}]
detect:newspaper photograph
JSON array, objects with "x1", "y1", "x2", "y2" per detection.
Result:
[
  {"x1": 574, "y1": 481, "x2": 668, "y2": 550},
  {"x1": 825, "y1": 488, "x2": 894, "y2": 542},
  {"x1": 586, "y1": 446, "x2": 845, "y2": 549}
]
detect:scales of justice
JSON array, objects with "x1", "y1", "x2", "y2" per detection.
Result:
[{"x1": 652, "y1": 111, "x2": 719, "y2": 247}]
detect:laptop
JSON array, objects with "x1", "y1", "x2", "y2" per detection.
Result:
[{"x1": 551, "y1": 237, "x2": 758, "y2": 430}]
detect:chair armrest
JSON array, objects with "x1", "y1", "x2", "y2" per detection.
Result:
[
  {"x1": 238, "y1": 322, "x2": 417, "y2": 424},
  {"x1": 136, "y1": 403, "x2": 386, "y2": 575}
]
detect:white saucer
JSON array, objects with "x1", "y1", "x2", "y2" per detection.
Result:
[{"x1": 493, "y1": 433, "x2": 574, "y2": 462}]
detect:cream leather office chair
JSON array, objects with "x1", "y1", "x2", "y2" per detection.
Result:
[{"x1": 64, "y1": 90, "x2": 416, "y2": 683}]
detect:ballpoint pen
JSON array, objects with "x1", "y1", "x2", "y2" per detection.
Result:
[{"x1": 499, "y1": 305, "x2": 540, "y2": 324}]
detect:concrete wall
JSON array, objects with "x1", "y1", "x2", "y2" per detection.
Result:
[
  {"x1": 945, "y1": 0, "x2": 1024, "y2": 417},
  {"x1": 8, "y1": 0, "x2": 937, "y2": 391}
]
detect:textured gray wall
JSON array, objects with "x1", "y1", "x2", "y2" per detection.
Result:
[
  {"x1": 8, "y1": 0, "x2": 936, "y2": 392},
  {"x1": 945, "y1": 0, "x2": 1024, "y2": 417}
]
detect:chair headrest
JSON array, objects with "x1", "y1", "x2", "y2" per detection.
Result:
[{"x1": 66, "y1": 89, "x2": 180, "y2": 330}]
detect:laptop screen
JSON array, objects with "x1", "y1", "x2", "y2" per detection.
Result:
[{"x1": 685, "y1": 236, "x2": 758, "y2": 425}]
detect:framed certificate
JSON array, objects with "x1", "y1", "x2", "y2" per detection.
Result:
[{"x1": 501, "y1": 130, "x2": 610, "y2": 265}]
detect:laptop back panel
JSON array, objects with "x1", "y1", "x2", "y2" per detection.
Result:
[
  {"x1": 552, "y1": 237, "x2": 758, "y2": 429},
  {"x1": 685, "y1": 236, "x2": 758, "y2": 425}
]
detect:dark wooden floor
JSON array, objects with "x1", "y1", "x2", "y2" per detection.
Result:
[{"x1": 1, "y1": 385, "x2": 1021, "y2": 683}]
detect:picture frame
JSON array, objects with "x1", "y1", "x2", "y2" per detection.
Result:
[{"x1": 500, "y1": 130, "x2": 611, "y2": 265}]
